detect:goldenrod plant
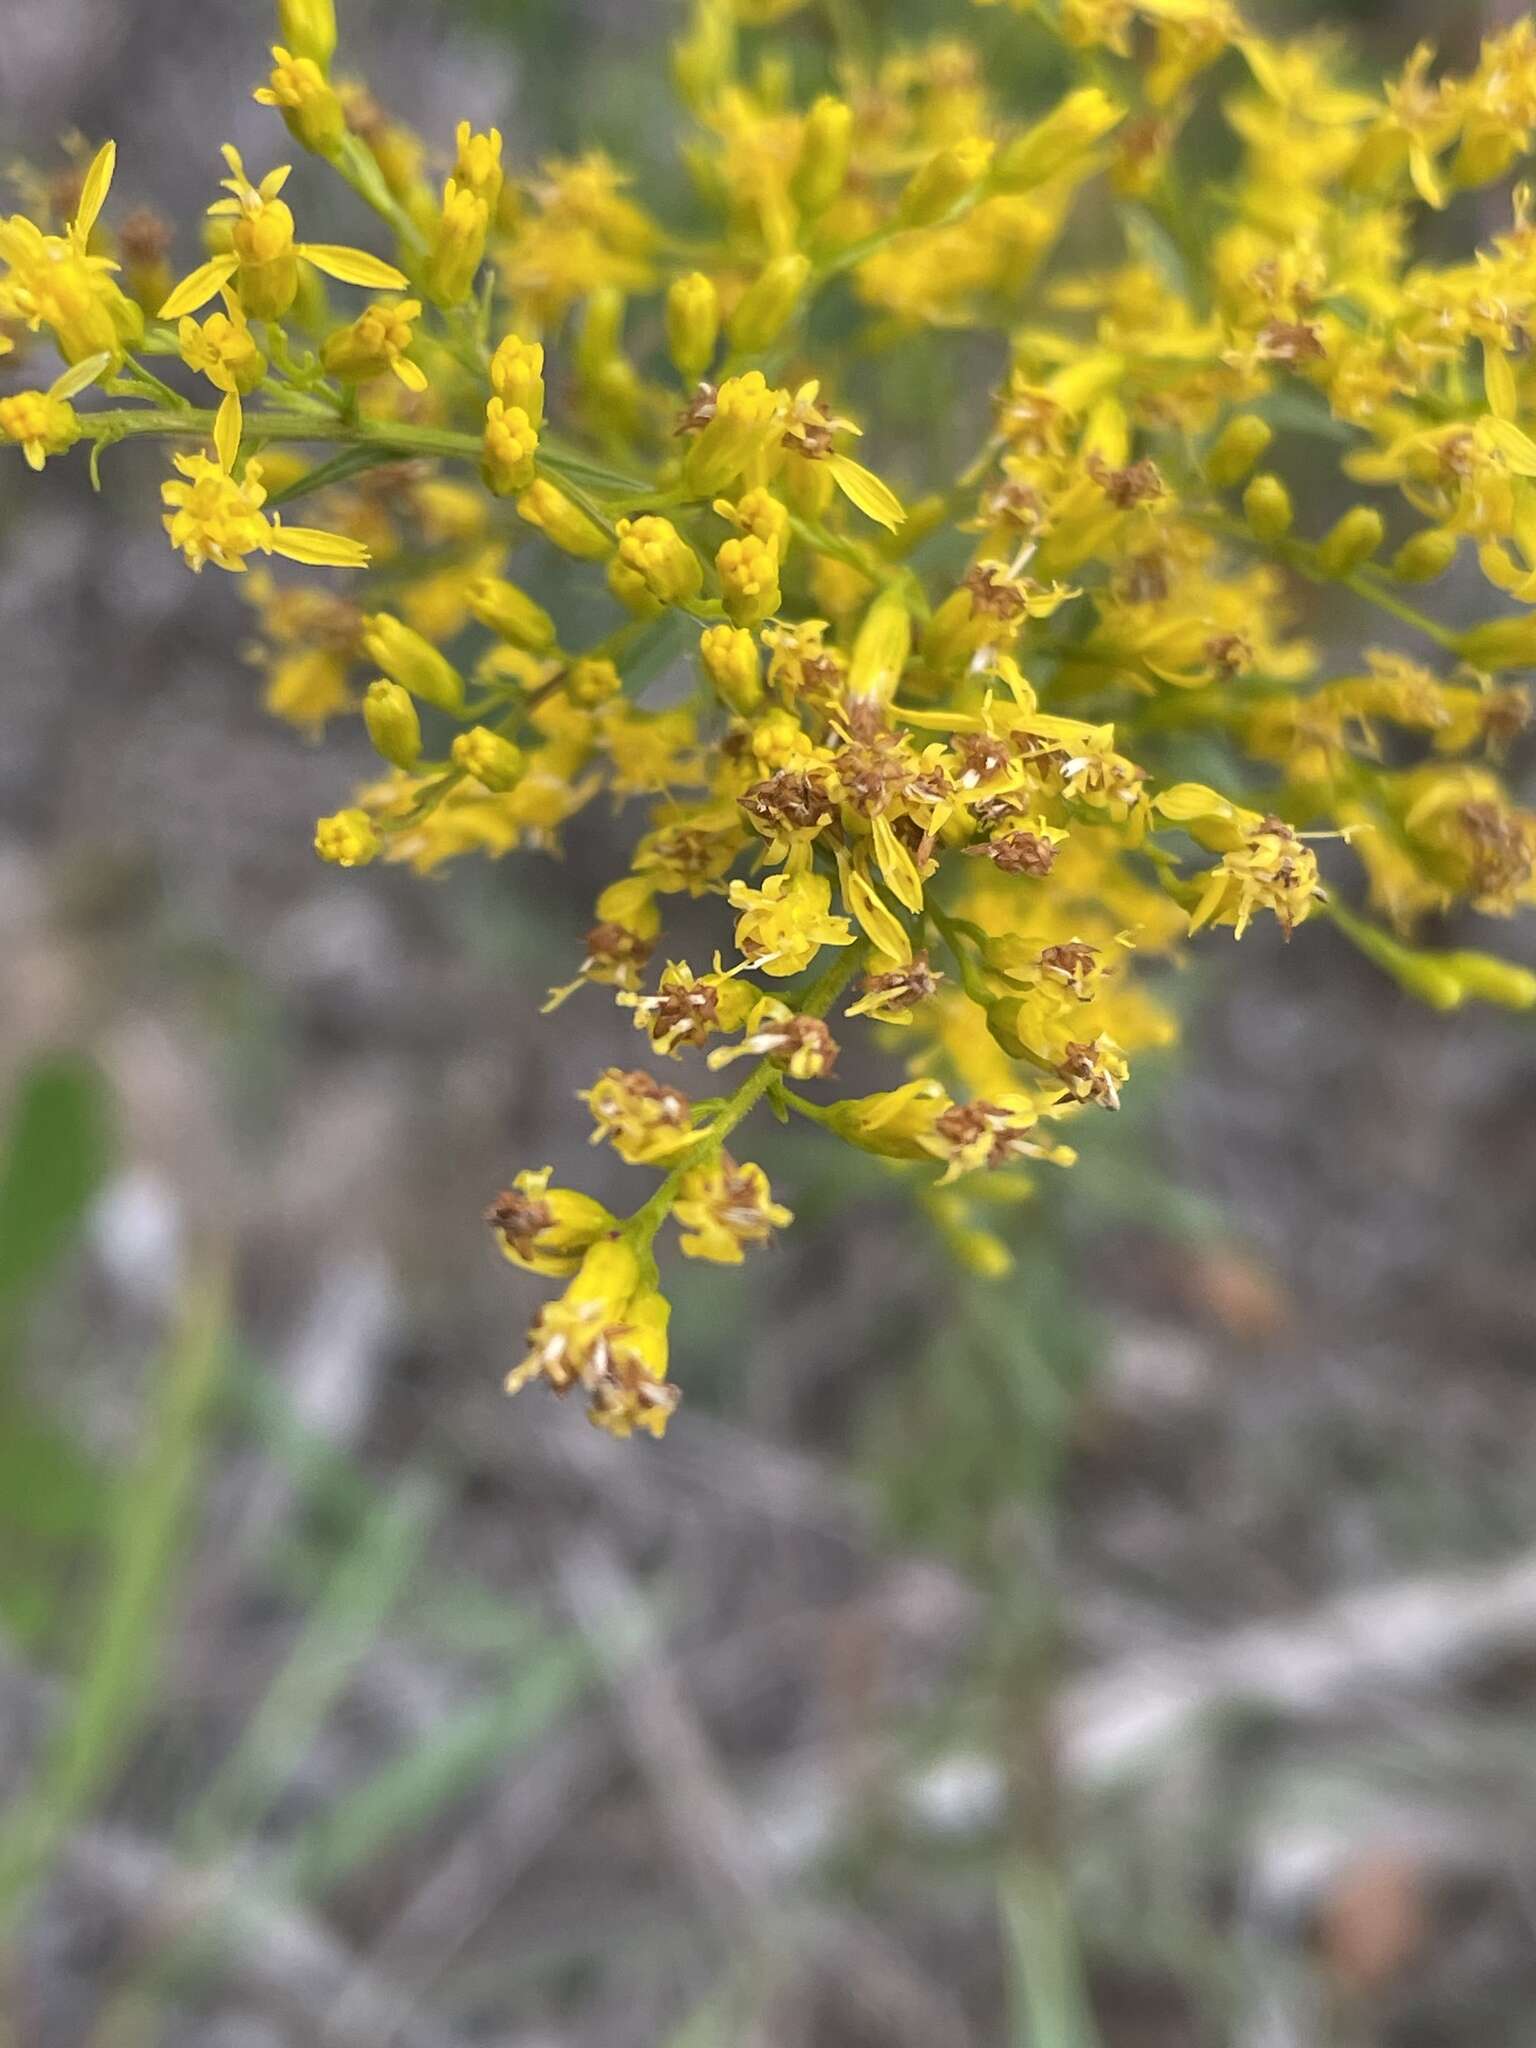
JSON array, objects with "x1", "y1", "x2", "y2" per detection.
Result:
[{"x1": 5, "y1": 0, "x2": 1536, "y2": 1439}]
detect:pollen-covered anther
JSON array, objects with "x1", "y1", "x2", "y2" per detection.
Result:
[
  {"x1": 1038, "y1": 940, "x2": 1101, "y2": 999},
  {"x1": 970, "y1": 827, "x2": 1059, "y2": 877},
  {"x1": 1054, "y1": 1038, "x2": 1129, "y2": 1112},
  {"x1": 1086, "y1": 453, "x2": 1167, "y2": 508}
]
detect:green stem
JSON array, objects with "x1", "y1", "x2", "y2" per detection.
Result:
[
  {"x1": 1197, "y1": 506, "x2": 1459, "y2": 653},
  {"x1": 75, "y1": 403, "x2": 643, "y2": 517},
  {"x1": 928, "y1": 898, "x2": 994, "y2": 1007},
  {"x1": 619, "y1": 943, "x2": 865, "y2": 1268}
]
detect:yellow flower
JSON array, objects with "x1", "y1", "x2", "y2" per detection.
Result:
[
  {"x1": 509, "y1": 1239, "x2": 679, "y2": 1440},
  {"x1": 581, "y1": 1068, "x2": 700, "y2": 1165},
  {"x1": 178, "y1": 292, "x2": 267, "y2": 396},
  {"x1": 314, "y1": 807, "x2": 379, "y2": 867},
  {"x1": 485, "y1": 1168, "x2": 615, "y2": 1277},
  {"x1": 321, "y1": 298, "x2": 427, "y2": 392},
  {"x1": 727, "y1": 870, "x2": 856, "y2": 976},
  {"x1": 254, "y1": 44, "x2": 345, "y2": 157},
  {"x1": 672, "y1": 1156, "x2": 793, "y2": 1264},
  {"x1": 159, "y1": 147, "x2": 407, "y2": 322},
  {"x1": 0, "y1": 353, "x2": 106, "y2": 470},
  {"x1": 161, "y1": 394, "x2": 370, "y2": 574}
]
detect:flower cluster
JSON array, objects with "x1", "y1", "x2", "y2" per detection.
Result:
[{"x1": 6, "y1": 0, "x2": 1536, "y2": 1438}]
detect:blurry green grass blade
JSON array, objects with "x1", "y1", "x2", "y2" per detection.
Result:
[
  {"x1": 229, "y1": 1363, "x2": 543, "y2": 1660},
  {"x1": 1001, "y1": 1861, "x2": 1101, "y2": 2048},
  {"x1": 0, "y1": 1273, "x2": 228, "y2": 1928},
  {"x1": 0, "y1": 1053, "x2": 114, "y2": 1320},
  {"x1": 183, "y1": 1477, "x2": 437, "y2": 1854},
  {"x1": 287, "y1": 1637, "x2": 590, "y2": 1895}
]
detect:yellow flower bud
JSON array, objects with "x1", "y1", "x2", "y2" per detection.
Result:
[
  {"x1": 314, "y1": 808, "x2": 379, "y2": 868},
  {"x1": 995, "y1": 87, "x2": 1122, "y2": 192},
  {"x1": 453, "y1": 122, "x2": 504, "y2": 214},
  {"x1": 452, "y1": 725, "x2": 526, "y2": 791},
  {"x1": 566, "y1": 656, "x2": 622, "y2": 706},
  {"x1": 1205, "y1": 413, "x2": 1273, "y2": 487},
  {"x1": 616, "y1": 515, "x2": 704, "y2": 607},
  {"x1": 255, "y1": 45, "x2": 345, "y2": 157},
  {"x1": 276, "y1": 0, "x2": 337, "y2": 70},
  {"x1": 489, "y1": 333, "x2": 545, "y2": 431},
  {"x1": 726, "y1": 253, "x2": 810, "y2": 355},
  {"x1": 423, "y1": 179, "x2": 489, "y2": 307},
  {"x1": 363, "y1": 678, "x2": 422, "y2": 769},
  {"x1": 0, "y1": 390, "x2": 82, "y2": 471},
  {"x1": 482, "y1": 397, "x2": 539, "y2": 496},
  {"x1": 516, "y1": 478, "x2": 610, "y2": 560},
  {"x1": 1243, "y1": 472, "x2": 1293, "y2": 542},
  {"x1": 362, "y1": 612, "x2": 464, "y2": 713},
  {"x1": 792, "y1": 96, "x2": 853, "y2": 216},
  {"x1": 898, "y1": 139, "x2": 993, "y2": 228},
  {"x1": 469, "y1": 574, "x2": 557, "y2": 652},
  {"x1": 699, "y1": 623, "x2": 764, "y2": 713},
  {"x1": 1391, "y1": 529, "x2": 1458, "y2": 584},
  {"x1": 1317, "y1": 505, "x2": 1384, "y2": 578},
  {"x1": 716, "y1": 533, "x2": 782, "y2": 627},
  {"x1": 321, "y1": 298, "x2": 425, "y2": 391},
  {"x1": 665, "y1": 271, "x2": 720, "y2": 384}
]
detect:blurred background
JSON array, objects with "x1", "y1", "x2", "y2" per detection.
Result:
[{"x1": 3, "y1": 2, "x2": 1536, "y2": 2044}]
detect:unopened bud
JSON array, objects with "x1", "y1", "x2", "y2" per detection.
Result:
[
  {"x1": 1206, "y1": 413, "x2": 1273, "y2": 487},
  {"x1": 469, "y1": 574, "x2": 557, "y2": 652},
  {"x1": 362, "y1": 612, "x2": 464, "y2": 713},
  {"x1": 792, "y1": 96, "x2": 853, "y2": 216},
  {"x1": 665, "y1": 272, "x2": 720, "y2": 384},
  {"x1": 314, "y1": 807, "x2": 378, "y2": 868},
  {"x1": 1243, "y1": 472, "x2": 1293, "y2": 542},
  {"x1": 452, "y1": 726, "x2": 525, "y2": 791},
  {"x1": 726, "y1": 253, "x2": 810, "y2": 355},
  {"x1": 898, "y1": 139, "x2": 993, "y2": 228},
  {"x1": 482, "y1": 398, "x2": 539, "y2": 497},
  {"x1": 995, "y1": 87, "x2": 1122, "y2": 192},
  {"x1": 516, "y1": 478, "x2": 610, "y2": 560},
  {"x1": 489, "y1": 333, "x2": 545, "y2": 430},
  {"x1": 1391, "y1": 528, "x2": 1458, "y2": 584},
  {"x1": 276, "y1": 0, "x2": 337, "y2": 72},
  {"x1": 699, "y1": 623, "x2": 763, "y2": 714},
  {"x1": 362, "y1": 678, "x2": 422, "y2": 769},
  {"x1": 716, "y1": 534, "x2": 782, "y2": 627},
  {"x1": 1317, "y1": 505, "x2": 1384, "y2": 577}
]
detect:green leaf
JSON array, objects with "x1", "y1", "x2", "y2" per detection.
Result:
[{"x1": 0, "y1": 1053, "x2": 114, "y2": 1321}]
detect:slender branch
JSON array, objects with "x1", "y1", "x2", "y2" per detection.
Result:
[{"x1": 1195, "y1": 505, "x2": 1460, "y2": 653}]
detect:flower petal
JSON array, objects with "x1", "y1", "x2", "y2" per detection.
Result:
[
  {"x1": 214, "y1": 390, "x2": 243, "y2": 476},
  {"x1": 270, "y1": 524, "x2": 372, "y2": 567},
  {"x1": 159, "y1": 256, "x2": 239, "y2": 320},
  {"x1": 75, "y1": 141, "x2": 117, "y2": 243},
  {"x1": 299, "y1": 243, "x2": 409, "y2": 290},
  {"x1": 828, "y1": 454, "x2": 905, "y2": 532}
]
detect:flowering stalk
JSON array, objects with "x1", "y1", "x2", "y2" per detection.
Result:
[{"x1": 7, "y1": 0, "x2": 1536, "y2": 1437}]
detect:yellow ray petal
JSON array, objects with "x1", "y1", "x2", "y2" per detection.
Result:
[
  {"x1": 827, "y1": 454, "x2": 905, "y2": 532},
  {"x1": 270, "y1": 524, "x2": 372, "y2": 567},
  {"x1": 75, "y1": 141, "x2": 117, "y2": 243},
  {"x1": 159, "y1": 255, "x2": 239, "y2": 321},
  {"x1": 298, "y1": 244, "x2": 409, "y2": 290},
  {"x1": 214, "y1": 391, "x2": 244, "y2": 475}
]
